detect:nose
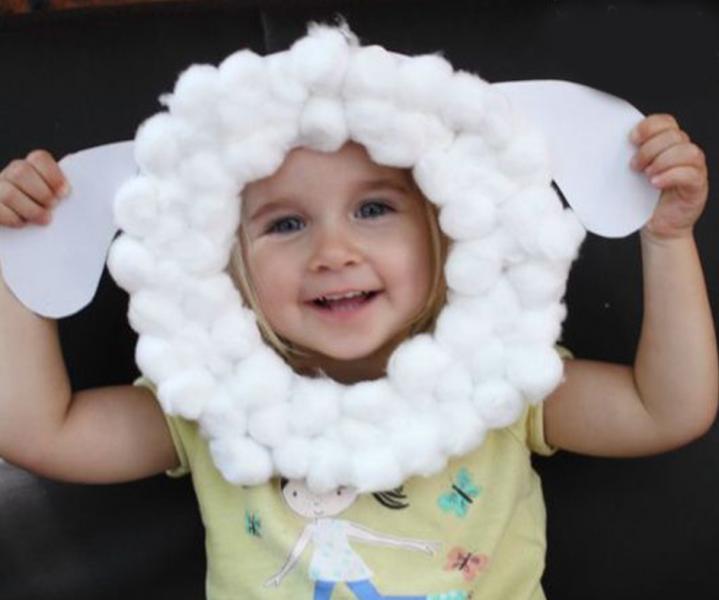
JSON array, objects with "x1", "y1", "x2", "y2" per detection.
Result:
[{"x1": 308, "y1": 221, "x2": 362, "y2": 272}]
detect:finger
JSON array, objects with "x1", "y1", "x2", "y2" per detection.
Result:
[
  {"x1": 0, "y1": 158, "x2": 57, "y2": 209},
  {"x1": 645, "y1": 143, "x2": 706, "y2": 177},
  {"x1": 26, "y1": 150, "x2": 70, "y2": 199},
  {"x1": 649, "y1": 165, "x2": 707, "y2": 193},
  {"x1": 631, "y1": 128, "x2": 688, "y2": 171},
  {"x1": 0, "y1": 184, "x2": 52, "y2": 225},
  {"x1": 631, "y1": 113, "x2": 680, "y2": 144},
  {"x1": 0, "y1": 202, "x2": 25, "y2": 228}
]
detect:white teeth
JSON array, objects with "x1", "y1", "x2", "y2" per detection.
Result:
[{"x1": 320, "y1": 291, "x2": 367, "y2": 302}]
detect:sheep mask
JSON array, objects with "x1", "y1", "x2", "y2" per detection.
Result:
[{"x1": 106, "y1": 22, "x2": 587, "y2": 494}]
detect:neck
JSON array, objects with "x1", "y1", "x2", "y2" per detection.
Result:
[{"x1": 291, "y1": 337, "x2": 401, "y2": 384}]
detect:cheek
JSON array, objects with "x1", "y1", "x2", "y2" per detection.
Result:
[{"x1": 245, "y1": 247, "x2": 298, "y2": 321}]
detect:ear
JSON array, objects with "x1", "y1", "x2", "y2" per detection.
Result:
[
  {"x1": 495, "y1": 79, "x2": 659, "y2": 238},
  {"x1": 0, "y1": 141, "x2": 134, "y2": 318}
]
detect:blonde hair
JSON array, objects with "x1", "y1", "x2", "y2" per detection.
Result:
[{"x1": 229, "y1": 174, "x2": 448, "y2": 371}]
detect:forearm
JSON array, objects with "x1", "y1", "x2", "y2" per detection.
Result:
[
  {"x1": 634, "y1": 230, "x2": 718, "y2": 440},
  {"x1": 0, "y1": 265, "x2": 73, "y2": 465}
]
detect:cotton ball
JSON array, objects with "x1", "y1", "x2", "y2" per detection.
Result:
[
  {"x1": 188, "y1": 191, "x2": 239, "y2": 241},
  {"x1": 387, "y1": 334, "x2": 453, "y2": 397},
  {"x1": 306, "y1": 439, "x2": 352, "y2": 493},
  {"x1": 211, "y1": 307, "x2": 262, "y2": 361},
  {"x1": 473, "y1": 380, "x2": 524, "y2": 428},
  {"x1": 437, "y1": 400, "x2": 485, "y2": 456},
  {"x1": 435, "y1": 362, "x2": 473, "y2": 404},
  {"x1": 128, "y1": 289, "x2": 185, "y2": 337},
  {"x1": 482, "y1": 279, "x2": 522, "y2": 336},
  {"x1": 341, "y1": 379, "x2": 402, "y2": 423},
  {"x1": 265, "y1": 52, "x2": 309, "y2": 109},
  {"x1": 114, "y1": 176, "x2": 161, "y2": 237},
  {"x1": 199, "y1": 388, "x2": 247, "y2": 439},
  {"x1": 536, "y1": 209, "x2": 586, "y2": 262},
  {"x1": 506, "y1": 261, "x2": 567, "y2": 308},
  {"x1": 477, "y1": 87, "x2": 516, "y2": 149},
  {"x1": 498, "y1": 124, "x2": 551, "y2": 186},
  {"x1": 390, "y1": 414, "x2": 446, "y2": 477},
  {"x1": 505, "y1": 344, "x2": 564, "y2": 404},
  {"x1": 434, "y1": 302, "x2": 493, "y2": 357},
  {"x1": 157, "y1": 367, "x2": 215, "y2": 419},
  {"x1": 439, "y1": 192, "x2": 497, "y2": 241},
  {"x1": 444, "y1": 237, "x2": 505, "y2": 296},
  {"x1": 343, "y1": 44, "x2": 398, "y2": 100},
  {"x1": 165, "y1": 64, "x2": 222, "y2": 123},
  {"x1": 412, "y1": 145, "x2": 458, "y2": 207},
  {"x1": 288, "y1": 377, "x2": 342, "y2": 437},
  {"x1": 441, "y1": 71, "x2": 490, "y2": 132},
  {"x1": 247, "y1": 403, "x2": 290, "y2": 448},
  {"x1": 182, "y1": 275, "x2": 238, "y2": 327},
  {"x1": 298, "y1": 95, "x2": 349, "y2": 152},
  {"x1": 273, "y1": 436, "x2": 312, "y2": 480},
  {"x1": 107, "y1": 234, "x2": 156, "y2": 293},
  {"x1": 163, "y1": 230, "x2": 229, "y2": 276},
  {"x1": 172, "y1": 323, "x2": 231, "y2": 378},
  {"x1": 394, "y1": 54, "x2": 453, "y2": 113},
  {"x1": 352, "y1": 447, "x2": 403, "y2": 493},
  {"x1": 501, "y1": 185, "x2": 561, "y2": 254},
  {"x1": 337, "y1": 418, "x2": 383, "y2": 450},
  {"x1": 218, "y1": 49, "x2": 265, "y2": 92},
  {"x1": 178, "y1": 151, "x2": 235, "y2": 195},
  {"x1": 470, "y1": 337, "x2": 506, "y2": 381},
  {"x1": 210, "y1": 436, "x2": 273, "y2": 486},
  {"x1": 225, "y1": 132, "x2": 291, "y2": 185},
  {"x1": 135, "y1": 335, "x2": 180, "y2": 383},
  {"x1": 134, "y1": 113, "x2": 188, "y2": 176},
  {"x1": 366, "y1": 110, "x2": 452, "y2": 168},
  {"x1": 289, "y1": 23, "x2": 352, "y2": 95},
  {"x1": 509, "y1": 304, "x2": 567, "y2": 346},
  {"x1": 227, "y1": 347, "x2": 293, "y2": 411}
]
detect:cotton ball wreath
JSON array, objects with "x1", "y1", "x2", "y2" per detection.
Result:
[{"x1": 110, "y1": 22, "x2": 586, "y2": 493}]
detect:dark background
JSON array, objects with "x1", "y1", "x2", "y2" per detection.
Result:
[{"x1": 0, "y1": 1, "x2": 717, "y2": 599}]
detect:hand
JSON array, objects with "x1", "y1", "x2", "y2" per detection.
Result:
[
  {"x1": 630, "y1": 114, "x2": 708, "y2": 241},
  {"x1": 0, "y1": 150, "x2": 69, "y2": 228},
  {"x1": 264, "y1": 573, "x2": 283, "y2": 587}
]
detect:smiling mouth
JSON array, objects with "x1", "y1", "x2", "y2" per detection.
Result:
[{"x1": 309, "y1": 290, "x2": 380, "y2": 311}]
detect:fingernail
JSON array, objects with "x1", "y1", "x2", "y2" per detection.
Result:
[{"x1": 58, "y1": 181, "x2": 72, "y2": 198}]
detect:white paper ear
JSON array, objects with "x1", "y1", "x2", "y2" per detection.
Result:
[
  {"x1": 0, "y1": 81, "x2": 657, "y2": 318},
  {"x1": 0, "y1": 141, "x2": 135, "y2": 318},
  {"x1": 495, "y1": 80, "x2": 658, "y2": 237}
]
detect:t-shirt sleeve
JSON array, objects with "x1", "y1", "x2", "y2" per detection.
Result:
[
  {"x1": 511, "y1": 345, "x2": 574, "y2": 456},
  {"x1": 134, "y1": 377, "x2": 191, "y2": 477}
]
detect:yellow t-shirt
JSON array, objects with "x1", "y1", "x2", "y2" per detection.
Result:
[{"x1": 158, "y1": 400, "x2": 555, "y2": 600}]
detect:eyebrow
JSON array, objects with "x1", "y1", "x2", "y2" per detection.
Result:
[{"x1": 245, "y1": 176, "x2": 414, "y2": 223}]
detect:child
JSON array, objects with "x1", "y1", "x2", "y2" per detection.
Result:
[{"x1": 0, "y1": 44, "x2": 716, "y2": 600}]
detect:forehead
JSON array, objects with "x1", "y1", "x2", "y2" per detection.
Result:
[{"x1": 242, "y1": 142, "x2": 413, "y2": 205}]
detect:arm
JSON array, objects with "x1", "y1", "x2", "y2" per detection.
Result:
[
  {"x1": 545, "y1": 115, "x2": 718, "y2": 456},
  {"x1": 265, "y1": 524, "x2": 313, "y2": 586},
  {"x1": 0, "y1": 151, "x2": 178, "y2": 482},
  {"x1": 345, "y1": 521, "x2": 438, "y2": 554}
]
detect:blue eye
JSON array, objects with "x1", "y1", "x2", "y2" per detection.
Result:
[
  {"x1": 357, "y1": 200, "x2": 393, "y2": 219},
  {"x1": 267, "y1": 216, "x2": 304, "y2": 234}
]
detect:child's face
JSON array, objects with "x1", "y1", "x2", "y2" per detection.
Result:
[
  {"x1": 281, "y1": 479, "x2": 358, "y2": 518},
  {"x1": 240, "y1": 142, "x2": 432, "y2": 364}
]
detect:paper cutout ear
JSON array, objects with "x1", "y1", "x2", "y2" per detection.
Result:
[
  {"x1": 496, "y1": 80, "x2": 657, "y2": 238},
  {"x1": 0, "y1": 142, "x2": 135, "y2": 318},
  {"x1": 0, "y1": 81, "x2": 657, "y2": 318}
]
